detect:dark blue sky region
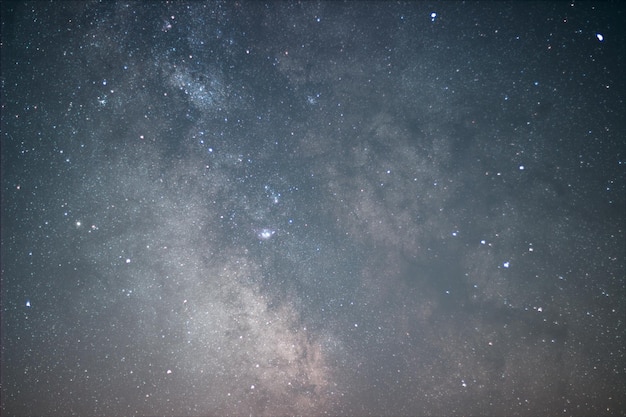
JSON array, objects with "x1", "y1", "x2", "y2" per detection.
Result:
[{"x1": 1, "y1": 2, "x2": 624, "y2": 416}]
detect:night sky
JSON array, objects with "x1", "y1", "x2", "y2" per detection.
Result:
[{"x1": 1, "y1": 2, "x2": 624, "y2": 416}]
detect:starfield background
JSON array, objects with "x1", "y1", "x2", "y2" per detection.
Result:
[{"x1": 1, "y1": 2, "x2": 624, "y2": 416}]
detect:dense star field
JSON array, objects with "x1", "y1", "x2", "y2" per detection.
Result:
[{"x1": 1, "y1": 2, "x2": 624, "y2": 416}]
